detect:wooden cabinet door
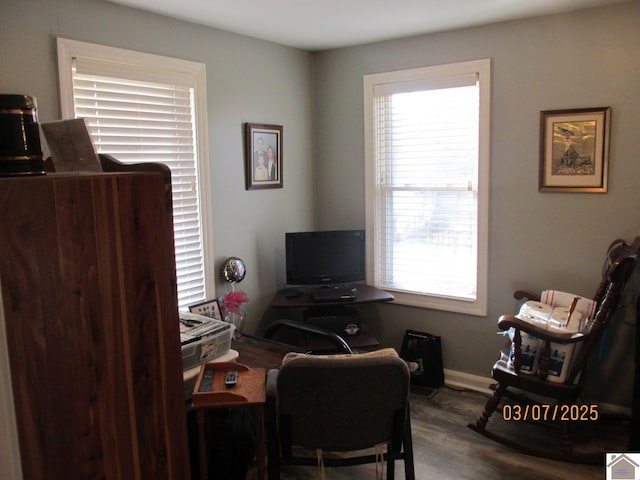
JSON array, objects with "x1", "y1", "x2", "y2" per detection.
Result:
[{"x1": 0, "y1": 172, "x2": 190, "y2": 480}]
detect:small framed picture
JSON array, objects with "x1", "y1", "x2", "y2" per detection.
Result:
[
  {"x1": 539, "y1": 107, "x2": 611, "y2": 193},
  {"x1": 244, "y1": 123, "x2": 283, "y2": 190},
  {"x1": 188, "y1": 299, "x2": 222, "y2": 320}
]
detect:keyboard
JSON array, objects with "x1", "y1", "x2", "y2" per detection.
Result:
[{"x1": 311, "y1": 286, "x2": 356, "y2": 303}]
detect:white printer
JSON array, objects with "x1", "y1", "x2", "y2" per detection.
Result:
[{"x1": 179, "y1": 311, "x2": 235, "y2": 372}]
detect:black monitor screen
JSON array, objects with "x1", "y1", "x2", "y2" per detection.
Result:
[{"x1": 285, "y1": 230, "x2": 366, "y2": 286}]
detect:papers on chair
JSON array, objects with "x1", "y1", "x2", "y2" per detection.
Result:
[
  {"x1": 516, "y1": 301, "x2": 582, "y2": 338},
  {"x1": 540, "y1": 290, "x2": 596, "y2": 320},
  {"x1": 510, "y1": 300, "x2": 583, "y2": 381},
  {"x1": 517, "y1": 289, "x2": 597, "y2": 336}
]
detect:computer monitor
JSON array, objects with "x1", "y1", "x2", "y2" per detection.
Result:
[{"x1": 285, "y1": 229, "x2": 366, "y2": 286}]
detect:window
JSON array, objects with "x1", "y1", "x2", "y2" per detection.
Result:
[
  {"x1": 57, "y1": 38, "x2": 214, "y2": 309},
  {"x1": 363, "y1": 59, "x2": 490, "y2": 315}
]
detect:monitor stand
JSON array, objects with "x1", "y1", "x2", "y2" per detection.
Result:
[{"x1": 269, "y1": 285, "x2": 394, "y2": 351}]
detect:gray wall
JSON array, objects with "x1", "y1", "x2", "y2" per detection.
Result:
[
  {"x1": 313, "y1": 1, "x2": 640, "y2": 406},
  {"x1": 0, "y1": 0, "x2": 315, "y2": 331}
]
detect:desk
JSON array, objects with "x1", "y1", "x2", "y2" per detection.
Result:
[
  {"x1": 187, "y1": 337, "x2": 297, "y2": 480},
  {"x1": 270, "y1": 284, "x2": 393, "y2": 351},
  {"x1": 233, "y1": 335, "x2": 301, "y2": 369},
  {"x1": 192, "y1": 362, "x2": 267, "y2": 480},
  {"x1": 271, "y1": 283, "x2": 394, "y2": 308}
]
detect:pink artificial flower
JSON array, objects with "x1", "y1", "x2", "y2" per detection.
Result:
[{"x1": 220, "y1": 290, "x2": 250, "y2": 315}]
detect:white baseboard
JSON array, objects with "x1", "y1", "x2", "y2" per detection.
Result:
[
  {"x1": 442, "y1": 368, "x2": 632, "y2": 417},
  {"x1": 444, "y1": 368, "x2": 493, "y2": 395}
]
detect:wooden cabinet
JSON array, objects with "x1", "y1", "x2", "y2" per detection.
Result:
[{"x1": 0, "y1": 172, "x2": 190, "y2": 479}]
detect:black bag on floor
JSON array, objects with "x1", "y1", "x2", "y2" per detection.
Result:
[
  {"x1": 209, "y1": 408, "x2": 255, "y2": 480},
  {"x1": 187, "y1": 407, "x2": 255, "y2": 480},
  {"x1": 400, "y1": 329, "x2": 444, "y2": 388}
]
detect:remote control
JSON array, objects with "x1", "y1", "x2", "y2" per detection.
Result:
[
  {"x1": 199, "y1": 369, "x2": 214, "y2": 392},
  {"x1": 225, "y1": 370, "x2": 238, "y2": 387}
]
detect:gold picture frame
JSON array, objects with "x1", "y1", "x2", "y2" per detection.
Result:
[{"x1": 539, "y1": 107, "x2": 611, "y2": 193}]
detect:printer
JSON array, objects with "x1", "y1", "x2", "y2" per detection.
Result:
[{"x1": 179, "y1": 311, "x2": 234, "y2": 372}]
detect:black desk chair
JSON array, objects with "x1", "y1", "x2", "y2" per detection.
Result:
[
  {"x1": 264, "y1": 319, "x2": 353, "y2": 354},
  {"x1": 266, "y1": 349, "x2": 415, "y2": 479}
]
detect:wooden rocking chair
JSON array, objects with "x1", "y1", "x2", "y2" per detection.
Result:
[{"x1": 468, "y1": 237, "x2": 640, "y2": 463}]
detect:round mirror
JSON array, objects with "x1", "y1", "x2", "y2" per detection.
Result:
[{"x1": 222, "y1": 257, "x2": 246, "y2": 284}]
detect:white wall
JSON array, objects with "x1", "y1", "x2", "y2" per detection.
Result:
[{"x1": 312, "y1": 1, "x2": 640, "y2": 406}]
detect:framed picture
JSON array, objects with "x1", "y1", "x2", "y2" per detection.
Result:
[
  {"x1": 188, "y1": 299, "x2": 222, "y2": 320},
  {"x1": 244, "y1": 123, "x2": 283, "y2": 190},
  {"x1": 539, "y1": 107, "x2": 611, "y2": 193}
]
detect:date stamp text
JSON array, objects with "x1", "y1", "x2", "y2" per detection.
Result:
[{"x1": 502, "y1": 404, "x2": 599, "y2": 422}]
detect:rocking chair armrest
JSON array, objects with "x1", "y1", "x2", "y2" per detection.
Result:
[
  {"x1": 497, "y1": 315, "x2": 586, "y2": 344},
  {"x1": 513, "y1": 290, "x2": 540, "y2": 302}
]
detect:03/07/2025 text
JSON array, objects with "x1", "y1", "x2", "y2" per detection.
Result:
[{"x1": 502, "y1": 404, "x2": 599, "y2": 422}]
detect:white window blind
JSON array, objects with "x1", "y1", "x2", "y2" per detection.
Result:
[
  {"x1": 57, "y1": 39, "x2": 213, "y2": 309},
  {"x1": 364, "y1": 60, "x2": 490, "y2": 315}
]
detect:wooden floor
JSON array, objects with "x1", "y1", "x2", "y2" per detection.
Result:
[{"x1": 276, "y1": 386, "x2": 630, "y2": 480}]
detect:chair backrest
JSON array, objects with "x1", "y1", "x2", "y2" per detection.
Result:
[
  {"x1": 566, "y1": 237, "x2": 640, "y2": 383},
  {"x1": 275, "y1": 353, "x2": 410, "y2": 452}
]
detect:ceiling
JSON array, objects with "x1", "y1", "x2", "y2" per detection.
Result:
[{"x1": 106, "y1": 0, "x2": 627, "y2": 51}]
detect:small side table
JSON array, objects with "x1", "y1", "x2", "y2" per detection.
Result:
[{"x1": 192, "y1": 362, "x2": 266, "y2": 480}]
